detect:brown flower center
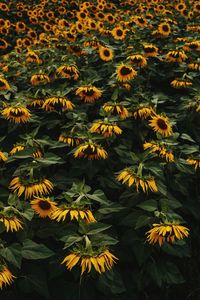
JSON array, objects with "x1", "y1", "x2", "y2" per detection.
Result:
[
  {"x1": 120, "y1": 66, "x2": 132, "y2": 75},
  {"x1": 157, "y1": 118, "x2": 168, "y2": 130},
  {"x1": 39, "y1": 200, "x2": 51, "y2": 210},
  {"x1": 116, "y1": 29, "x2": 123, "y2": 36},
  {"x1": 103, "y1": 49, "x2": 111, "y2": 57}
]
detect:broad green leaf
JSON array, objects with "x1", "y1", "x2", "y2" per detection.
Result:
[{"x1": 22, "y1": 239, "x2": 54, "y2": 260}]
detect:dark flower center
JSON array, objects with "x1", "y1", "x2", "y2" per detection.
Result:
[
  {"x1": 10, "y1": 110, "x2": 25, "y2": 117},
  {"x1": 116, "y1": 29, "x2": 123, "y2": 36},
  {"x1": 84, "y1": 145, "x2": 97, "y2": 155},
  {"x1": 120, "y1": 66, "x2": 132, "y2": 75},
  {"x1": 39, "y1": 200, "x2": 51, "y2": 210},
  {"x1": 85, "y1": 89, "x2": 95, "y2": 96},
  {"x1": 189, "y1": 44, "x2": 198, "y2": 49},
  {"x1": 162, "y1": 25, "x2": 169, "y2": 32},
  {"x1": 103, "y1": 49, "x2": 111, "y2": 57},
  {"x1": 157, "y1": 118, "x2": 168, "y2": 130},
  {"x1": 145, "y1": 47, "x2": 155, "y2": 53},
  {"x1": 0, "y1": 80, "x2": 6, "y2": 87}
]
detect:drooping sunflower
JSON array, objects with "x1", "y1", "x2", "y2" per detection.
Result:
[
  {"x1": 76, "y1": 86, "x2": 102, "y2": 103},
  {"x1": 187, "y1": 63, "x2": 200, "y2": 71},
  {"x1": 131, "y1": 106, "x2": 154, "y2": 119},
  {"x1": 0, "y1": 151, "x2": 7, "y2": 162},
  {"x1": 116, "y1": 64, "x2": 137, "y2": 82},
  {"x1": 143, "y1": 44, "x2": 159, "y2": 57},
  {"x1": 143, "y1": 141, "x2": 174, "y2": 162},
  {"x1": 165, "y1": 50, "x2": 188, "y2": 63},
  {"x1": 9, "y1": 177, "x2": 54, "y2": 199},
  {"x1": 73, "y1": 142, "x2": 108, "y2": 160},
  {"x1": 99, "y1": 46, "x2": 113, "y2": 61},
  {"x1": 0, "y1": 77, "x2": 10, "y2": 91},
  {"x1": 127, "y1": 54, "x2": 147, "y2": 67},
  {"x1": 146, "y1": 222, "x2": 189, "y2": 246},
  {"x1": 58, "y1": 133, "x2": 81, "y2": 147},
  {"x1": 0, "y1": 265, "x2": 15, "y2": 289},
  {"x1": 0, "y1": 215, "x2": 23, "y2": 232},
  {"x1": 30, "y1": 74, "x2": 50, "y2": 86},
  {"x1": 61, "y1": 249, "x2": 118, "y2": 274},
  {"x1": 90, "y1": 120, "x2": 122, "y2": 137},
  {"x1": 183, "y1": 41, "x2": 200, "y2": 52},
  {"x1": 149, "y1": 115, "x2": 173, "y2": 137},
  {"x1": 102, "y1": 103, "x2": 129, "y2": 119},
  {"x1": 186, "y1": 158, "x2": 200, "y2": 170},
  {"x1": 9, "y1": 144, "x2": 25, "y2": 155},
  {"x1": 116, "y1": 168, "x2": 158, "y2": 193},
  {"x1": 42, "y1": 97, "x2": 74, "y2": 112},
  {"x1": 170, "y1": 79, "x2": 192, "y2": 89},
  {"x1": 2, "y1": 106, "x2": 31, "y2": 123},
  {"x1": 30, "y1": 197, "x2": 57, "y2": 218},
  {"x1": 51, "y1": 207, "x2": 96, "y2": 223},
  {"x1": 26, "y1": 51, "x2": 42, "y2": 64},
  {"x1": 56, "y1": 65, "x2": 79, "y2": 80},
  {"x1": 111, "y1": 27, "x2": 126, "y2": 40},
  {"x1": 158, "y1": 22, "x2": 171, "y2": 36}
]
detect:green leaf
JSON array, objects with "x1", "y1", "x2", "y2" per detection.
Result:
[
  {"x1": 0, "y1": 243, "x2": 22, "y2": 268},
  {"x1": 35, "y1": 153, "x2": 65, "y2": 165},
  {"x1": 60, "y1": 234, "x2": 83, "y2": 249},
  {"x1": 137, "y1": 200, "x2": 158, "y2": 212},
  {"x1": 22, "y1": 239, "x2": 55, "y2": 260}
]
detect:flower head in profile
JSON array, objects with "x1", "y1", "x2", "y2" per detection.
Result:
[
  {"x1": 9, "y1": 176, "x2": 54, "y2": 199},
  {"x1": 30, "y1": 74, "x2": 50, "y2": 86},
  {"x1": 143, "y1": 44, "x2": 159, "y2": 57},
  {"x1": 116, "y1": 64, "x2": 137, "y2": 82},
  {"x1": 144, "y1": 141, "x2": 174, "y2": 162},
  {"x1": 0, "y1": 151, "x2": 7, "y2": 162},
  {"x1": 127, "y1": 54, "x2": 147, "y2": 67},
  {"x1": 0, "y1": 215, "x2": 23, "y2": 232},
  {"x1": 90, "y1": 120, "x2": 122, "y2": 137},
  {"x1": 56, "y1": 65, "x2": 79, "y2": 80},
  {"x1": 74, "y1": 141, "x2": 108, "y2": 160},
  {"x1": 146, "y1": 222, "x2": 189, "y2": 246},
  {"x1": 186, "y1": 158, "x2": 200, "y2": 170},
  {"x1": 131, "y1": 106, "x2": 154, "y2": 119},
  {"x1": 0, "y1": 265, "x2": 15, "y2": 289},
  {"x1": 2, "y1": 106, "x2": 31, "y2": 123},
  {"x1": 61, "y1": 248, "x2": 118, "y2": 274},
  {"x1": 116, "y1": 168, "x2": 158, "y2": 193},
  {"x1": 30, "y1": 197, "x2": 57, "y2": 218},
  {"x1": 26, "y1": 51, "x2": 42, "y2": 64},
  {"x1": 51, "y1": 206, "x2": 96, "y2": 223},
  {"x1": 102, "y1": 103, "x2": 129, "y2": 119},
  {"x1": 59, "y1": 133, "x2": 81, "y2": 147},
  {"x1": 170, "y1": 79, "x2": 192, "y2": 89},
  {"x1": 0, "y1": 77, "x2": 10, "y2": 91},
  {"x1": 149, "y1": 114, "x2": 173, "y2": 137},
  {"x1": 76, "y1": 86, "x2": 102, "y2": 103},
  {"x1": 165, "y1": 50, "x2": 187, "y2": 63},
  {"x1": 42, "y1": 97, "x2": 74, "y2": 112}
]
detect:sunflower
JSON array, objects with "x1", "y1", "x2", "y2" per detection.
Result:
[
  {"x1": 143, "y1": 141, "x2": 174, "y2": 162},
  {"x1": 26, "y1": 51, "x2": 42, "y2": 64},
  {"x1": 194, "y1": 2, "x2": 200, "y2": 13},
  {"x1": 51, "y1": 207, "x2": 96, "y2": 223},
  {"x1": 116, "y1": 64, "x2": 137, "y2": 82},
  {"x1": 0, "y1": 38, "x2": 8, "y2": 49},
  {"x1": 131, "y1": 106, "x2": 154, "y2": 119},
  {"x1": 149, "y1": 115, "x2": 172, "y2": 137},
  {"x1": 58, "y1": 133, "x2": 81, "y2": 147},
  {"x1": 143, "y1": 44, "x2": 159, "y2": 57},
  {"x1": 30, "y1": 74, "x2": 50, "y2": 86},
  {"x1": 84, "y1": 39, "x2": 100, "y2": 49},
  {"x1": 9, "y1": 177, "x2": 54, "y2": 199},
  {"x1": 170, "y1": 79, "x2": 192, "y2": 89},
  {"x1": 102, "y1": 103, "x2": 129, "y2": 119},
  {"x1": 2, "y1": 106, "x2": 31, "y2": 123},
  {"x1": 0, "y1": 151, "x2": 7, "y2": 162},
  {"x1": 146, "y1": 222, "x2": 189, "y2": 246},
  {"x1": 183, "y1": 41, "x2": 200, "y2": 52},
  {"x1": 76, "y1": 86, "x2": 102, "y2": 103},
  {"x1": 74, "y1": 142, "x2": 108, "y2": 160},
  {"x1": 56, "y1": 65, "x2": 79, "y2": 80},
  {"x1": 111, "y1": 27, "x2": 126, "y2": 40},
  {"x1": 0, "y1": 215, "x2": 23, "y2": 232},
  {"x1": 0, "y1": 77, "x2": 10, "y2": 91},
  {"x1": 42, "y1": 97, "x2": 74, "y2": 112},
  {"x1": 116, "y1": 168, "x2": 158, "y2": 193},
  {"x1": 158, "y1": 22, "x2": 171, "y2": 36},
  {"x1": 30, "y1": 197, "x2": 57, "y2": 218},
  {"x1": 27, "y1": 98, "x2": 44, "y2": 108},
  {"x1": 90, "y1": 120, "x2": 122, "y2": 137},
  {"x1": 0, "y1": 265, "x2": 15, "y2": 289},
  {"x1": 127, "y1": 54, "x2": 147, "y2": 67},
  {"x1": 165, "y1": 50, "x2": 188, "y2": 63},
  {"x1": 188, "y1": 63, "x2": 200, "y2": 71},
  {"x1": 61, "y1": 249, "x2": 118, "y2": 274},
  {"x1": 15, "y1": 21, "x2": 26, "y2": 32},
  {"x1": 99, "y1": 46, "x2": 113, "y2": 61},
  {"x1": 186, "y1": 158, "x2": 200, "y2": 170}
]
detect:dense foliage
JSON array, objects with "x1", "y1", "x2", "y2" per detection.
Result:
[{"x1": 0, "y1": 0, "x2": 200, "y2": 299}]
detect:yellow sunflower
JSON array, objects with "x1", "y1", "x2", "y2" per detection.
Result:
[
  {"x1": 183, "y1": 41, "x2": 200, "y2": 52},
  {"x1": 165, "y1": 50, "x2": 188, "y2": 63},
  {"x1": 0, "y1": 77, "x2": 10, "y2": 91},
  {"x1": 131, "y1": 106, "x2": 154, "y2": 119},
  {"x1": 116, "y1": 64, "x2": 137, "y2": 82},
  {"x1": 99, "y1": 46, "x2": 113, "y2": 61},
  {"x1": 26, "y1": 51, "x2": 42, "y2": 64},
  {"x1": 0, "y1": 215, "x2": 23, "y2": 232},
  {"x1": 90, "y1": 120, "x2": 122, "y2": 137},
  {"x1": 143, "y1": 141, "x2": 174, "y2": 162},
  {"x1": 42, "y1": 97, "x2": 74, "y2": 112},
  {"x1": 2, "y1": 106, "x2": 31, "y2": 123},
  {"x1": 127, "y1": 54, "x2": 147, "y2": 67},
  {"x1": 61, "y1": 249, "x2": 118, "y2": 274},
  {"x1": 170, "y1": 79, "x2": 192, "y2": 88},
  {"x1": 76, "y1": 86, "x2": 102, "y2": 103},
  {"x1": 0, "y1": 265, "x2": 15, "y2": 289},
  {"x1": 30, "y1": 197, "x2": 57, "y2": 218},
  {"x1": 0, "y1": 38, "x2": 8, "y2": 49},
  {"x1": 9, "y1": 177, "x2": 54, "y2": 199},
  {"x1": 56, "y1": 65, "x2": 79, "y2": 80},
  {"x1": 149, "y1": 115, "x2": 173, "y2": 137},
  {"x1": 146, "y1": 222, "x2": 189, "y2": 246},
  {"x1": 111, "y1": 27, "x2": 126, "y2": 40},
  {"x1": 74, "y1": 142, "x2": 108, "y2": 160},
  {"x1": 51, "y1": 207, "x2": 96, "y2": 223},
  {"x1": 0, "y1": 151, "x2": 7, "y2": 162},
  {"x1": 188, "y1": 63, "x2": 200, "y2": 71},
  {"x1": 158, "y1": 22, "x2": 171, "y2": 36},
  {"x1": 30, "y1": 74, "x2": 50, "y2": 86},
  {"x1": 143, "y1": 44, "x2": 159, "y2": 57},
  {"x1": 186, "y1": 158, "x2": 200, "y2": 169},
  {"x1": 58, "y1": 134, "x2": 81, "y2": 147},
  {"x1": 102, "y1": 103, "x2": 129, "y2": 119},
  {"x1": 116, "y1": 168, "x2": 158, "y2": 193}
]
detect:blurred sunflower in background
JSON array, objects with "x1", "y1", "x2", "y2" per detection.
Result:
[
  {"x1": 0, "y1": 265, "x2": 15, "y2": 289},
  {"x1": 116, "y1": 64, "x2": 137, "y2": 82}
]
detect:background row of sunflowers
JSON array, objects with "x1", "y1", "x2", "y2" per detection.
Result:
[{"x1": 0, "y1": 0, "x2": 199, "y2": 299}]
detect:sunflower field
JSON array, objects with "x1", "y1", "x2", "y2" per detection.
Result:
[{"x1": 0, "y1": 0, "x2": 200, "y2": 299}]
